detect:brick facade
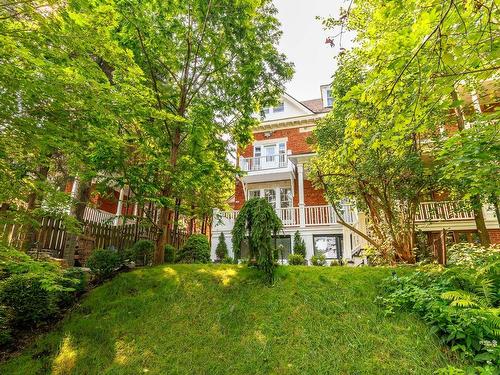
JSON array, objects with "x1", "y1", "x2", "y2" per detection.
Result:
[
  {"x1": 489, "y1": 229, "x2": 500, "y2": 244},
  {"x1": 240, "y1": 125, "x2": 314, "y2": 158},
  {"x1": 235, "y1": 125, "x2": 327, "y2": 210}
]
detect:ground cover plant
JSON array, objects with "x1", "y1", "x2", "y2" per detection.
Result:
[
  {"x1": 0, "y1": 245, "x2": 86, "y2": 347},
  {"x1": 0, "y1": 265, "x2": 465, "y2": 374},
  {"x1": 378, "y1": 244, "x2": 500, "y2": 373}
]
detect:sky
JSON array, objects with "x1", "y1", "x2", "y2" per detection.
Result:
[{"x1": 273, "y1": 0, "x2": 354, "y2": 101}]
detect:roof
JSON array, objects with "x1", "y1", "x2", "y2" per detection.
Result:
[{"x1": 300, "y1": 99, "x2": 330, "y2": 113}]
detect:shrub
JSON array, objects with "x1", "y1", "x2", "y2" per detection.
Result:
[
  {"x1": 221, "y1": 256, "x2": 234, "y2": 264},
  {"x1": 293, "y1": 231, "x2": 306, "y2": 257},
  {"x1": 130, "y1": 240, "x2": 155, "y2": 266},
  {"x1": 330, "y1": 259, "x2": 343, "y2": 266},
  {"x1": 164, "y1": 244, "x2": 176, "y2": 263},
  {"x1": 378, "y1": 259, "x2": 500, "y2": 367},
  {"x1": 55, "y1": 268, "x2": 87, "y2": 308},
  {"x1": 288, "y1": 254, "x2": 305, "y2": 265},
  {"x1": 176, "y1": 234, "x2": 210, "y2": 264},
  {"x1": 215, "y1": 233, "x2": 228, "y2": 260},
  {"x1": 0, "y1": 305, "x2": 12, "y2": 346},
  {"x1": 447, "y1": 243, "x2": 499, "y2": 268},
  {"x1": 273, "y1": 244, "x2": 285, "y2": 261},
  {"x1": 0, "y1": 274, "x2": 56, "y2": 327},
  {"x1": 311, "y1": 254, "x2": 326, "y2": 266},
  {"x1": 86, "y1": 248, "x2": 122, "y2": 280},
  {"x1": 0, "y1": 245, "x2": 86, "y2": 347}
]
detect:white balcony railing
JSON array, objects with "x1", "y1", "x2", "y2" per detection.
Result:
[
  {"x1": 240, "y1": 154, "x2": 288, "y2": 172},
  {"x1": 214, "y1": 204, "x2": 357, "y2": 231},
  {"x1": 276, "y1": 207, "x2": 300, "y2": 226},
  {"x1": 415, "y1": 201, "x2": 475, "y2": 222}
]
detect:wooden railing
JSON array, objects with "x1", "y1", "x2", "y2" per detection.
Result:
[
  {"x1": 415, "y1": 201, "x2": 475, "y2": 222},
  {"x1": 83, "y1": 207, "x2": 116, "y2": 224}
]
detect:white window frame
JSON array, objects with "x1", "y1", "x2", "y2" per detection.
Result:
[
  {"x1": 248, "y1": 189, "x2": 261, "y2": 199},
  {"x1": 273, "y1": 101, "x2": 284, "y2": 112},
  {"x1": 246, "y1": 186, "x2": 294, "y2": 210}
]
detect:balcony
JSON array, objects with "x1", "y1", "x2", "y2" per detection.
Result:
[
  {"x1": 239, "y1": 154, "x2": 295, "y2": 183},
  {"x1": 415, "y1": 201, "x2": 475, "y2": 222},
  {"x1": 213, "y1": 204, "x2": 357, "y2": 231}
]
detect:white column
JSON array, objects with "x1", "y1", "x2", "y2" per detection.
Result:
[
  {"x1": 471, "y1": 91, "x2": 482, "y2": 114},
  {"x1": 70, "y1": 177, "x2": 79, "y2": 199},
  {"x1": 114, "y1": 188, "x2": 125, "y2": 226},
  {"x1": 133, "y1": 202, "x2": 139, "y2": 217},
  {"x1": 297, "y1": 163, "x2": 306, "y2": 227},
  {"x1": 303, "y1": 233, "x2": 314, "y2": 264}
]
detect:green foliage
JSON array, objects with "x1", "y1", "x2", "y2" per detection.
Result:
[
  {"x1": 176, "y1": 235, "x2": 210, "y2": 264},
  {"x1": 215, "y1": 232, "x2": 228, "y2": 260},
  {"x1": 221, "y1": 256, "x2": 235, "y2": 264},
  {"x1": 86, "y1": 248, "x2": 123, "y2": 281},
  {"x1": 0, "y1": 0, "x2": 292, "y2": 265},
  {"x1": 311, "y1": 255, "x2": 326, "y2": 267},
  {"x1": 315, "y1": 0, "x2": 498, "y2": 261},
  {"x1": 292, "y1": 231, "x2": 306, "y2": 257},
  {"x1": 364, "y1": 245, "x2": 394, "y2": 266},
  {"x1": 55, "y1": 268, "x2": 87, "y2": 309},
  {"x1": 378, "y1": 255, "x2": 500, "y2": 366},
  {"x1": 232, "y1": 198, "x2": 283, "y2": 283},
  {"x1": 164, "y1": 244, "x2": 176, "y2": 264},
  {"x1": 129, "y1": 240, "x2": 154, "y2": 266},
  {"x1": 288, "y1": 254, "x2": 305, "y2": 266},
  {"x1": 0, "y1": 247, "x2": 84, "y2": 348},
  {"x1": 438, "y1": 121, "x2": 500, "y2": 208},
  {"x1": 0, "y1": 274, "x2": 56, "y2": 327},
  {"x1": 0, "y1": 305, "x2": 12, "y2": 346},
  {"x1": 0, "y1": 265, "x2": 462, "y2": 373},
  {"x1": 330, "y1": 259, "x2": 344, "y2": 267},
  {"x1": 447, "y1": 243, "x2": 500, "y2": 269}
]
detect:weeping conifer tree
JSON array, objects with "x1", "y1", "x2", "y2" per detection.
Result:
[{"x1": 232, "y1": 198, "x2": 283, "y2": 283}]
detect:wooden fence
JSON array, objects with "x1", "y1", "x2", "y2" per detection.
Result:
[{"x1": 1, "y1": 218, "x2": 189, "y2": 261}]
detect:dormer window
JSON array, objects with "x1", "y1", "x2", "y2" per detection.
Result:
[
  {"x1": 273, "y1": 101, "x2": 284, "y2": 112},
  {"x1": 321, "y1": 84, "x2": 333, "y2": 108},
  {"x1": 326, "y1": 90, "x2": 333, "y2": 107}
]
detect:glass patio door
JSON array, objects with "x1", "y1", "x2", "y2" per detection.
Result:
[{"x1": 262, "y1": 144, "x2": 277, "y2": 169}]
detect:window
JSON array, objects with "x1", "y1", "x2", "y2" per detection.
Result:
[
  {"x1": 273, "y1": 101, "x2": 284, "y2": 112},
  {"x1": 274, "y1": 235, "x2": 291, "y2": 261},
  {"x1": 313, "y1": 235, "x2": 343, "y2": 259},
  {"x1": 248, "y1": 190, "x2": 261, "y2": 199},
  {"x1": 254, "y1": 146, "x2": 262, "y2": 157},
  {"x1": 326, "y1": 90, "x2": 333, "y2": 107},
  {"x1": 260, "y1": 107, "x2": 270, "y2": 116},
  {"x1": 264, "y1": 189, "x2": 276, "y2": 208},
  {"x1": 280, "y1": 188, "x2": 292, "y2": 208},
  {"x1": 278, "y1": 142, "x2": 286, "y2": 154},
  {"x1": 264, "y1": 144, "x2": 275, "y2": 162},
  {"x1": 253, "y1": 146, "x2": 262, "y2": 169}
]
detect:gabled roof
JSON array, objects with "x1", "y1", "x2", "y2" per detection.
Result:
[
  {"x1": 282, "y1": 93, "x2": 314, "y2": 115},
  {"x1": 300, "y1": 98, "x2": 330, "y2": 114}
]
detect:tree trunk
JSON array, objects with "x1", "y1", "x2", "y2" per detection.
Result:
[
  {"x1": 451, "y1": 89, "x2": 465, "y2": 131},
  {"x1": 155, "y1": 206, "x2": 170, "y2": 264},
  {"x1": 72, "y1": 180, "x2": 91, "y2": 223},
  {"x1": 471, "y1": 196, "x2": 490, "y2": 246},
  {"x1": 22, "y1": 165, "x2": 50, "y2": 251}
]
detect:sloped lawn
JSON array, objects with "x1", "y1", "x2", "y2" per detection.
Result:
[{"x1": 0, "y1": 265, "x2": 463, "y2": 374}]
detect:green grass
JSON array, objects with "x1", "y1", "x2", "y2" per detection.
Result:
[{"x1": 0, "y1": 265, "x2": 462, "y2": 374}]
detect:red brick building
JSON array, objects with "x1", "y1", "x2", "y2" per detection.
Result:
[{"x1": 211, "y1": 85, "x2": 499, "y2": 264}]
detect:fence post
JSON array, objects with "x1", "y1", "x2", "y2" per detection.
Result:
[{"x1": 440, "y1": 229, "x2": 447, "y2": 266}]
